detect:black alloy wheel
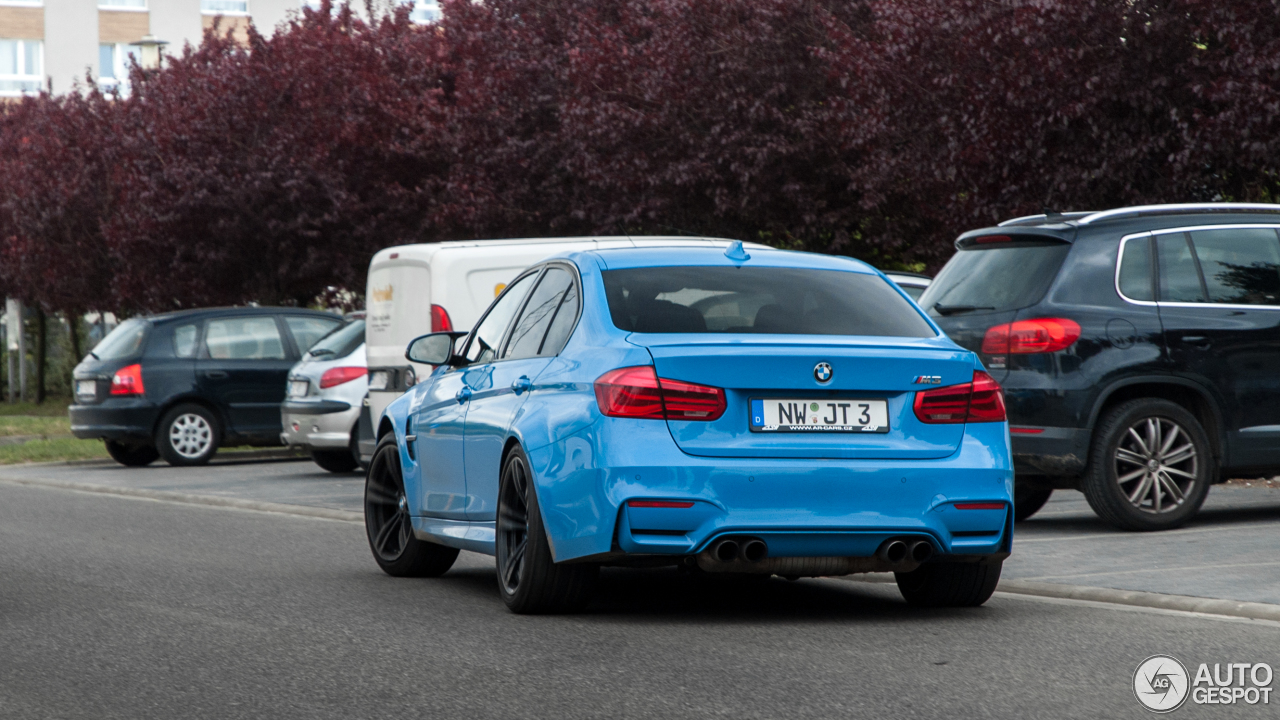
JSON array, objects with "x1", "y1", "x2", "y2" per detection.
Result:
[
  {"x1": 495, "y1": 445, "x2": 598, "y2": 614},
  {"x1": 363, "y1": 435, "x2": 458, "y2": 577}
]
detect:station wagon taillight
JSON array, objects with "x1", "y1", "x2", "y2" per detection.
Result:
[
  {"x1": 319, "y1": 366, "x2": 367, "y2": 389},
  {"x1": 110, "y1": 364, "x2": 145, "y2": 396},
  {"x1": 593, "y1": 366, "x2": 726, "y2": 421},
  {"x1": 913, "y1": 371, "x2": 1006, "y2": 424},
  {"x1": 981, "y1": 318, "x2": 1081, "y2": 355},
  {"x1": 431, "y1": 304, "x2": 452, "y2": 333}
]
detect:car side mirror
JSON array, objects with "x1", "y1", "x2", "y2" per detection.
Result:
[{"x1": 405, "y1": 332, "x2": 465, "y2": 366}]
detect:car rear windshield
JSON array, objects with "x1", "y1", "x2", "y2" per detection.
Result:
[
  {"x1": 918, "y1": 241, "x2": 1070, "y2": 315},
  {"x1": 307, "y1": 319, "x2": 365, "y2": 360},
  {"x1": 90, "y1": 318, "x2": 148, "y2": 360},
  {"x1": 601, "y1": 266, "x2": 936, "y2": 337}
]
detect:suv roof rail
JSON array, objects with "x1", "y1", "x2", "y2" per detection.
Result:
[
  {"x1": 1076, "y1": 203, "x2": 1280, "y2": 225},
  {"x1": 997, "y1": 212, "x2": 1095, "y2": 227}
]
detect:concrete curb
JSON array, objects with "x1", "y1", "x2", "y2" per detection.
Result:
[
  {"x1": 0, "y1": 476, "x2": 363, "y2": 524},
  {"x1": 14, "y1": 448, "x2": 310, "y2": 468},
  {"x1": 995, "y1": 579, "x2": 1280, "y2": 622}
]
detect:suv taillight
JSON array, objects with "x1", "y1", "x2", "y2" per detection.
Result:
[
  {"x1": 320, "y1": 366, "x2": 367, "y2": 389},
  {"x1": 981, "y1": 318, "x2": 1081, "y2": 355},
  {"x1": 110, "y1": 364, "x2": 145, "y2": 396},
  {"x1": 431, "y1": 304, "x2": 452, "y2": 332},
  {"x1": 913, "y1": 370, "x2": 1006, "y2": 424},
  {"x1": 593, "y1": 366, "x2": 726, "y2": 421}
]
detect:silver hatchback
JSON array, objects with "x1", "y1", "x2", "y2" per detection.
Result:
[{"x1": 281, "y1": 319, "x2": 367, "y2": 472}]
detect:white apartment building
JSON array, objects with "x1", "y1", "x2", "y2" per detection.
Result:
[{"x1": 0, "y1": 0, "x2": 439, "y2": 96}]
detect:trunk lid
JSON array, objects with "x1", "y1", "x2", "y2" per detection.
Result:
[{"x1": 639, "y1": 335, "x2": 975, "y2": 460}]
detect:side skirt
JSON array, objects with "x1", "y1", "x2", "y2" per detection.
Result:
[{"x1": 411, "y1": 517, "x2": 496, "y2": 556}]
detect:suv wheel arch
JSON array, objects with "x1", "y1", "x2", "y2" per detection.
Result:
[{"x1": 1086, "y1": 376, "x2": 1225, "y2": 467}]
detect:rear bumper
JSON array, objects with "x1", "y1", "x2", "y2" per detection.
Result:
[
  {"x1": 526, "y1": 418, "x2": 1014, "y2": 563},
  {"x1": 69, "y1": 401, "x2": 159, "y2": 444},
  {"x1": 280, "y1": 403, "x2": 359, "y2": 449},
  {"x1": 1009, "y1": 427, "x2": 1090, "y2": 476}
]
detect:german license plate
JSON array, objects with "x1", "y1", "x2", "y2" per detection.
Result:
[
  {"x1": 289, "y1": 379, "x2": 309, "y2": 397},
  {"x1": 750, "y1": 398, "x2": 889, "y2": 433},
  {"x1": 76, "y1": 380, "x2": 96, "y2": 398}
]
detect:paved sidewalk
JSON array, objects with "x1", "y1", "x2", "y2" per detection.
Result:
[{"x1": 3, "y1": 459, "x2": 1279, "y2": 607}]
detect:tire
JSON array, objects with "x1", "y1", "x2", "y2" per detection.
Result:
[
  {"x1": 496, "y1": 445, "x2": 598, "y2": 614},
  {"x1": 895, "y1": 560, "x2": 1002, "y2": 607},
  {"x1": 312, "y1": 448, "x2": 359, "y2": 473},
  {"x1": 364, "y1": 435, "x2": 459, "y2": 577},
  {"x1": 105, "y1": 440, "x2": 159, "y2": 467},
  {"x1": 1013, "y1": 480, "x2": 1053, "y2": 522},
  {"x1": 156, "y1": 404, "x2": 220, "y2": 466},
  {"x1": 1081, "y1": 399, "x2": 1212, "y2": 531}
]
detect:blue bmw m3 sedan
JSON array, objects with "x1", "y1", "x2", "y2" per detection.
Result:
[{"x1": 364, "y1": 242, "x2": 1013, "y2": 613}]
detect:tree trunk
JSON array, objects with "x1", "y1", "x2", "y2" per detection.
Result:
[
  {"x1": 68, "y1": 312, "x2": 81, "y2": 390},
  {"x1": 34, "y1": 307, "x2": 46, "y2": 404}
]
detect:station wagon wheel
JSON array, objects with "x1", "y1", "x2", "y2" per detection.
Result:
[
  {"x1": 363, "y1": 434, "x2": 458, "y2": 577},
  {"x1": 495, "y1": 445, "x2": 598, "y2": 614},
  {"x1": 1082, "y1": 399, "x2": 1212, "y2": 531},
  {"x1": 496, "y1": 451, "x2": 531, "y2": 595}
]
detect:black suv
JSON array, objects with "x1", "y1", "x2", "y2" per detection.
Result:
[
  {"x1": 919, "y1": 203, "x2": 1280, "y2": 530},
  {"x1": 71, "y1": 307, "x2": 342, "y2": 467}
]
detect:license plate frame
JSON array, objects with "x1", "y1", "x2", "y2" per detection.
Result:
[{"x1": 749, "y1": 397, "x2": 890, "y2": 433}]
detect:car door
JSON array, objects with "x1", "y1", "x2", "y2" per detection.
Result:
[
  {"x1": 1152, "y1": 227, "x2": 1280, "y2": 468},
  {"x1": 196, "y1": 315, "x2": 296, "y2": 438},
  {"x1": 410, "y1": 271, "x2": 537, "y2": 519},
  {"x1": 463, "y1": 264, "x2": 581, "y2": 522}
]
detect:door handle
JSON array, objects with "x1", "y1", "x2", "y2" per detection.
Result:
[
  {"x1": 512, "y1": 376, "x2": 532, "y2": 395},
  {"x1": 1181, "y1": 335, "x2": 1211, "y2": 347},
  {"x1": 455, "y1": 387, "x2": 473, "y2": 404},
  {"x1": 204, "y1": 371, "x2": 229, "y2": 379}
]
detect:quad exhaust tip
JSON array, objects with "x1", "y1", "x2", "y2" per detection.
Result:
[
  {"x1": 877, "y1": 538, "x2": 933, "y2": 566},
  {"x1": 709, "y1": 537, "x2": 768, "y2": 563},
  {"x1": 742, "y1": 539, "x2": 768, "y2": 563},
  {"x1": 712, "y1": 538, "x2": 740, "y2": 563}
]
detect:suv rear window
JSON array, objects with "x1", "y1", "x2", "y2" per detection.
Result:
[
  {"x1": 919, "y1": 242, "x2": 1070, "y2": 315},
  {"x1": 601, "y1": 266, "x2": 936, "y2": 337}
]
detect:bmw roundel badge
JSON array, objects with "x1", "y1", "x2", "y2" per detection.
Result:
[{"x1": 814, "y1": 362, "x2": 833, "y2": 383}]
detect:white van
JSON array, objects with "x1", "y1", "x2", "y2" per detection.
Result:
[{"x1": 358, "y1": 236, "x2": 753, "y2": 458}]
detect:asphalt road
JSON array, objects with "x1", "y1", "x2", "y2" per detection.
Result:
[{"x1": 3, "y1": 480, "x2": 1279, "y2": 719}]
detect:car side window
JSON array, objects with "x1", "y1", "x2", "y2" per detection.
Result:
[
  {"x1": 173, "y1": 324, "x2": 199, "y2": 358},
  {"x1": 463, "y1": 272, "x2": 538, "y2": 365},
  {"x1": 503, "y1": 266, "x2": 576, "y2": 360},
  {"x1": 1156, "y1": 234, "x2": 1207, "y2": 303},
  {"x1": 285, "y1": 315, "x2": 341, "y2": 353},
  {"x1": 1188, "y1": 228, "x2": 1280, "y2": 306},
  {"x1": 204, "y1": 317, "x2": 286, "y2": 360},
  {"x1": 539, "y1": 272, "x2": 580, "y2": 356},
  {"x1": 1118, "y1": 237, "x2": 1154, "y2": 301}
]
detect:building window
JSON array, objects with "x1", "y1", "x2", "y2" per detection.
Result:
[
  {"x1": 98, "y1": 43, "x2": 141, "y2": 90},
  {"x1": 399, "y1": 0, "x2": 439, "y2": 23},
  {"x1": 0, "y1": 39, "x2": 42, "y2": 95},
  {"x1": 98, "y1": 0, "x2": 146, "y2": 9},
  {"x1": 201, "y1": 0, "x2": 248, "y2": 14}
]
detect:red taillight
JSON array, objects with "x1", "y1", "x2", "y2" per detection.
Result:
[
  {"x1": 593, "y1": 366, "x2": 726, "y2": 421},
  {"x1": 627, "y1": 500, "x2": 695, "y2": 508},
  {"x1": 431, "y1": 304, "x2": 452, "y2": 333},
  {"x1": 981, "y1": 318, "x2": 1081, "y2": 355},
  {"x1": 319, "y1": 366, "x2": 367, "y2": 388},
  {"x1": 973, "y1": 235, "x2": 1012, "y2": 244},
  {"x1": 913, "y1": 370, "x2": 1006, "y2": 424},
  {"x1": 955, "y1": 502, "x2": 1007, "y2": 510},
  {"x1": 110, "y1": 364, "x2": 145, "y2": 396}
]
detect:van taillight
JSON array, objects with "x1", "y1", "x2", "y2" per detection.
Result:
[
  {"x1": 320, "y1": 366, "x2": 367, "y2": 389},
  {"x1": 431, "y1": 304, "x2": 452, "y2": 333},
  {"x1": 110, "y1": 364, "x2": 145, "y2": 396},
  {"x1": 981, "y1": 318, "x2": 1081, "y2": 355},
  {"x1": 593, "y1": 366, "x2": 726, "y2": 421},
  {"x1": 913, "y1": 370, "x2": 1006, "y2": 424}
]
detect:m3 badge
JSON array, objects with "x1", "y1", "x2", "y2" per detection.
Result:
[{"x1": 913, "y1": 375, "x2": 942, "y2": 385}]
